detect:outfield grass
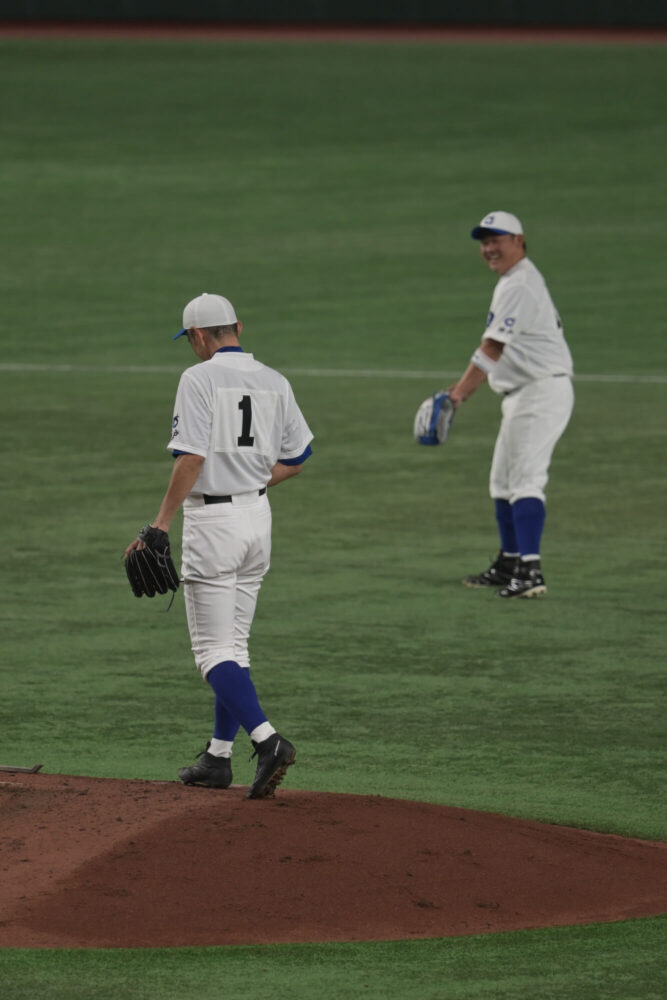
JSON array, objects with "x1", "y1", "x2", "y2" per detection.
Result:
[
  {"x1": 1, "y1": 34, "x2": 665, "y2": 1000},
  {"x1": 3, "y1": 919, "x2": 666, "y2": 1000}
]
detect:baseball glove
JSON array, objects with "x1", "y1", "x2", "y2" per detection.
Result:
[
  {"x1": 125, "y1": 525, "x2": 180, "y2": 598},
  {"x1": 413, "y1": 391, "x2": 455, "y2": 446}
]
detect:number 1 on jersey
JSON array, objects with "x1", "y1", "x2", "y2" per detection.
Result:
[
  {"x1": 237, "y1": 395, "x2": 255, "y2": 446},
  {"x1": 213, "y1": 387, "x2": 276, "y2": 455}
]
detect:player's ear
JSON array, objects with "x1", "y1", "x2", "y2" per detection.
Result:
[
  {"x1": 189, "y1": 327, "x2": 204, "y2": 349},
  {"x1": 237, "y1": 320, "x2": 243, "y2": 336}
]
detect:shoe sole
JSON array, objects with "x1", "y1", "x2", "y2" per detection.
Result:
[
  {"x1": 177, "y1": 769, "x2": 232, "y2": 789},
  {"x1": 462, "y1": 579, "x2": 508, "y2": 588},
  {"x1": 179, "y1": 779, "x2": 233, "y2": 788},
  {"x1": 498, "y1": 585, "x2": 547, "y2": 599},
  {"x1": 520, "y1": 585, "x2": 547, "y2": 598},
  {"x1": 246, "y1": 751, "x2": 296, "y2": 800}
]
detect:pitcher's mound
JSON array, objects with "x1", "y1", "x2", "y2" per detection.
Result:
[{"x1": 0, "y1": 772, "x2": 664, "y2": 948}]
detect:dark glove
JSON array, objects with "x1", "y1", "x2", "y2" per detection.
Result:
[{"x1": 125, "y1": 525, "x2": 180, "y2": 598}]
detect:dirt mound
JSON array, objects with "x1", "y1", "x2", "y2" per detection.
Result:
[{"x1": 0, "y1": 772, "x2": 664, "y2": 948}]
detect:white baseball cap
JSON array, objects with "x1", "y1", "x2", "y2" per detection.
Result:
[
  {"x1": 174, "y1": 292, "x2": 238, "y2": 339},
  {"x1": 471, "y1": 211, "x2": 523, "y2": 240}
]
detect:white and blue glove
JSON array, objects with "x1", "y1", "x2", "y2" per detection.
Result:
[{"x1": 413, "y1": 391, "x2": 455, "y2": 446}]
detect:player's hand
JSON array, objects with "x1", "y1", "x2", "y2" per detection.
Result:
[{"x1": 124, "y1": 537, "x2": 145, "y2": 559}]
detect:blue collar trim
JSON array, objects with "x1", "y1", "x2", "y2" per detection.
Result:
[{"x1": 215, "y1": 346, "x2": 243, "y2": 354}]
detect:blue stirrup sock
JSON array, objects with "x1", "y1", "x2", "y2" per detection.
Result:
[
  {"x1": 494, "y1": 499, "x2": 518, "y2": 555},
  {"x1": 207, "y1": 660, "x2": 268, "y2": 736},
  {"x1": 511, "y1": 497, "x2": 546, "y2": 559},
  {"x1": 213, "y1": 695, "x2": 241, "y2": 743}
]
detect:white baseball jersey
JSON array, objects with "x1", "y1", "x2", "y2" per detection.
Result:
[
  {"x1": 482, "y1": 257, "x2": 573, "y2": 395},
  {"x1": 167, "y1": 349, "x2": 313, "y2": 497}
]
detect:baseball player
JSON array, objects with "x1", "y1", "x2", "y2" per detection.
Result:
[
  {"x1": 124, "y1": 292, "x2": 313, "y2": 796},
  {"x1": 448, "y1": 211, "x2": 574, "y2": 597}
]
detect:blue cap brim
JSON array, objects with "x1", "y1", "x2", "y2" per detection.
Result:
[
  {"x1": 471, "y1": 226, "x2": 512, "y2": 239},
  {"x1": 173, "y1": 329, "x2": 188, "y2": 340}
]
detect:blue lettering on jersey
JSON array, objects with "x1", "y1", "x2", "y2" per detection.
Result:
[{"x1": 486, "y1": 311, "x2": 494, "y2": 328}]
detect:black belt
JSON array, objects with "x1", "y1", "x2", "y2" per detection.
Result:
[{"x1": 203, "y1": 487, "x2": 266, "y2": 505}]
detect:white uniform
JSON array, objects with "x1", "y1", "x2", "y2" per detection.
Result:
[
  {"x1": 482, "y1": 258, "x2": 574, "y2": 504},
  {"x1": 167, "y1": 349, "x2": 313, "y2": 677}
]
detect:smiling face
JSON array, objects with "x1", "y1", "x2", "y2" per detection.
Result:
[{"x1": 478, "y1": 231, "x2": 526, "y2": 275}]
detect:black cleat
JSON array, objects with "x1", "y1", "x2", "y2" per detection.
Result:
[
  {"x1": 178, "y1": 748, "x2": 233, "y2": 788},
  {"x1": 246, "y1": 733, "x2": 296, "y2": 799},
  {"x1": 463, "y1": 551, "x2": 517, "y2": 588},
  {"x1": 497, "y1": 561, "x2": 547, "y2": 599}
]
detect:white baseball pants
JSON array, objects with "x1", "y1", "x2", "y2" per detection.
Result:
[
  {"x1": 181, "y1": 492, "x2": 272, "y2": 678},
  {"x1": 489, "y1": 376, "x2": 574, "y2": 504}
]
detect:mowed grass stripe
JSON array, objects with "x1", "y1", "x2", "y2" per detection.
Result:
[{"x1": 0, "y1": 362, "x2": 665, "y2": 384}]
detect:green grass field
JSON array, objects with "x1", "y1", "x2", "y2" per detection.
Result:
[{"x1": 1, "y1": 33, "x2": 665, "y2": 1000}]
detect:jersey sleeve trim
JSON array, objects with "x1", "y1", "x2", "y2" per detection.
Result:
[
  {"x1": 278, "y1": 443, "x2": 313, "y2": 466},
  {"x1": 166, "y1": 441, "x2": 208, "y2": 458},
  {"x1": 482, "y1": 329, "x2": 512, "y2": 346}
]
